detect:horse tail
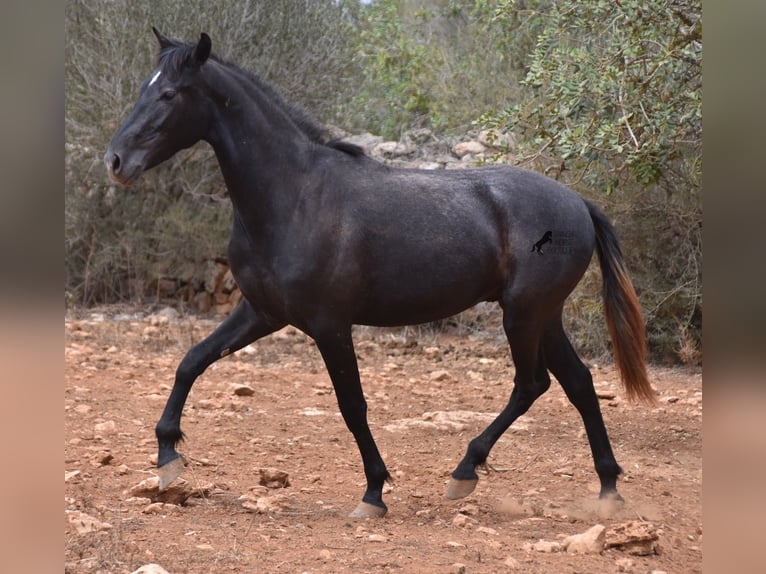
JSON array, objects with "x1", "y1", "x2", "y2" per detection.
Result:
[{"x1": 585, "y1": 199, "x2": 656, "y2": 404}]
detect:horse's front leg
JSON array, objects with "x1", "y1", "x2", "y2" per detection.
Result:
[
  {"x1": 313, "y1": 326, "x2": 391, "y2": 518},
  {"x1": 155, "y1": 299, "x2": 284, "y2": 489}
]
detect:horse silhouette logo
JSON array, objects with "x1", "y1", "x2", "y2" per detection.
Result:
[{"x1": 531, "y1": 231, "x2": 553, "y2": 254}]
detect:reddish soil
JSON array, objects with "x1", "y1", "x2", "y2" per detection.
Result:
[{"x1": 65, "y1": 308, "x2": 702, "y2": 573}]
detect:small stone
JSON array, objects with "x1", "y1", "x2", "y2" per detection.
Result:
[
  {"x1": 453, "y1": 140, "x2": 487, "y2": 158},
  {"x1": 64, "y1": 470, "x2": 81, "y2": 482},
  {"x1": 141, "y1": 502, "x2": 178, "y2": 515},
  {"x1": 553, "y1": 466, "x2": 575, "y2": 477},
  {"x1": 74, "y1": 404, "x2": 91, "y2": 415},
  {"x1": 94, "y1": 452, "x2": 114, "y2": 466},
  {"x1": 445, "y1": 541, "x2": 465, "y2": 548},
  {"x1": 616, "y1": 557, "x2": 634, "y2": 572},
  {"x1": 259, "y1": 468, "x2": 290, "y2": 489},
  {"x1": 94, "y1": 420, "x2": 116, "y2": 434},
  {"x1": 504, "y1": 556, "x2": 521, "y2": 569},
  {"x1": 67, "y1": 510, "x2": 113, "y2": 535},
  {"x1": 477, "y1": 526, "x2": 498, "y2": 536},
  {"x1": 318, "y1": 549, "x2": 333, "y2": 561},
  {"x1": 458, "y1": 503, "x2": 479, "y2": 516},
  {"x1": 196, "y1": 543, "x2": 214, "y2": 551},
  {"x1": 429, "y1": 370, "x2": 452, "y2": 382},
  {"x1": 368, "y1": 533, "x2": 387, "y2": 543},
  {"x1": 450, "y1": 563, "x2": 466, "y2": 574},
  {"x1": 525, "y1": 540, "x2": 562, "y2": 553},
  {"x1": 562, "y1": 524, "x2": 606, "y2": 554},
  {"x1": 452, "y1": 514, "x2": 469, "y2": 527},
  {"x1": 130, "y1": 565, "x2": 171, "y2": 574},
  {"x1": 232, "y1": 384, "x2": 255, "y2": 397}
]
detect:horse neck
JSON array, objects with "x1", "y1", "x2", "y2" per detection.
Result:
[{"x1": 203, "y1": 64, "x2": 314, "y2": 227}]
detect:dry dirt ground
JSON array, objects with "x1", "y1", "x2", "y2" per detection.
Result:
[{"x1": 65, "y1": 308, "x2": 702, "y2": 574}]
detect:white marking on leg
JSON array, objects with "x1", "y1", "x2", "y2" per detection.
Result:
[{"x1": 149, "y1": 70, "x2": 162, "y2": 86}]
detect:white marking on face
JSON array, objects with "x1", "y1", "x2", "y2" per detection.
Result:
[{"x1": 149, "y1": 70, "x2": 162, "y2": 87}]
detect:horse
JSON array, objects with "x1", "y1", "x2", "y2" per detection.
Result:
[{"x1": 104, "y1": 29, "x2": 655, "y2": 519}]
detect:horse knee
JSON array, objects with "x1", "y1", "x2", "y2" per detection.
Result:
[
  {"x1": 514, "y1": 371, "x2": 551, "y2": 402},
  {"x1": 175, "y1": 346, "x2": 209, "y2": 383}
]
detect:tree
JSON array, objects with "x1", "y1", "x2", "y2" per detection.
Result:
[{"x1": 482, "y1": 0, "x2": 701, "y2": 194}]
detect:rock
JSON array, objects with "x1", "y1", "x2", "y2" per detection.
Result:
[
  {"x1": 368, "y1": 533, "x2": 387, "y2": 543},
  {"x1": 94, "y1": 420, "x2": 116, "y2": 434},
  {"x1": 561, "y1": 524, "x2": 606, "y2": 554},
  {"x1": 450, "y1": 563, "x2": 466, "y2": 574},
  {"x1": 232, "y1": 384, "x2": 255, "y2": 397},
  {"x1": 67, "y1": 510, "x2": 113, "y2": 535},
  {"x1": 341, "y1": 133, "x2": 384, "y2": 154},
  {"x1": 318, "y1": 549, "x2": 333, "y2": 561},
  {"x1": 452, "y1": 514, "x2": 470, "y2": 528},
  {"x1": 523, "y1": 540, "x2": 562, "y2": 553},
  {"x1": 126, "y1": 476, "x2": 203, "y2": 505},
  {"x1": 458, "y1": 503, "x2": 479, "y2": 516},
  {"x1": 240, "y1": 491, "x2": 292, "y2": 514},
  {"x1": 616, "y1": 557, "x2": 634, "y2": 572},
  {"x1": 130, "y1": 565, "x2": 171, "y2": 574},
  {"x1": 142, "y1": 502, "x2": 179, "y2": 515},
  {"x1": 606, "y1": 521, "x2": 660, "y2": 556},
  {"x1": 402, "y1": 127, "x2": 435, "y2": 145},
  {"x1": 64, "y1": 470, "x2": 81, "y2": 482},
  {"x1": 429, "y1": 369, "x2": 452, "y2": 382},
  {"x1": 553, "y1": 466, "x2": 575, "y2": 477},
  {"x1": 372, "y1": 141, "x2": 415, "y2": 159},
  {"x1": 453, "y1": 140, "x2": 487, "y2": 158},
  {"x1": 259, "y1": 468, "x2": 290, "y2": 489},
  {"x1": 477, "y1": 526, "x2": 498, "y2": 536},
  {"x1": 503, "y1": 556, "x2": 521, "y2": 569}
]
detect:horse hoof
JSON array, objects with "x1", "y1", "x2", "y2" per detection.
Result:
[
  {"x1": 157, "y1": 457, "x2": 185, "y2": 491},
  {"x1": 597, "y1": 492, "x2": 624, "y2": 519},
  {"x1": 445, "y1": 478, "x2": 478, "y2": 500},
  {"x1": 349, "y1": 501, "x2": 387, "y2": 519}
]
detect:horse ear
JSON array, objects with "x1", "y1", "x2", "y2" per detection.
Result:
[
  {"x1": 194, "y1": 33, "x2": 212, "y2": 65},
  {"x1": 152, "y1": 27, "x2": 173, "y2": 50}
]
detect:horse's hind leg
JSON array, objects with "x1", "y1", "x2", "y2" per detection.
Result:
[
  {"x1": 447, "y1": 311, "x2": 550, "y2": 499},
  {"x1": 542, "y1": 316, "x2": 624, "y2": 510},
  {"x1": 155, "y1": 299, "x2": 284, "y2": 489}
]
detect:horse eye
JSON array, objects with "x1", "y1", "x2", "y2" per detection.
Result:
[{"x1": 160, "y1": 90, "x2": 177, "y2": 101}]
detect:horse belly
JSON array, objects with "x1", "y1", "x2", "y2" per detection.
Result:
[{"x1": 355, "y1": 252, "x2": 501, "y2": 327}]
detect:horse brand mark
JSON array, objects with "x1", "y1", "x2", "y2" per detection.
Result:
[
  {"x1": 532, "y1": 230, "x2": 575, "y2": 255},
  {"x1": 531, "y1": 231, "x2": 553, "y2": 254}
]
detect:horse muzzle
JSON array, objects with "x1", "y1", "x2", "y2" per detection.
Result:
[{"x1": 104, "y1": 148, "x2": 143, "y2": 186}]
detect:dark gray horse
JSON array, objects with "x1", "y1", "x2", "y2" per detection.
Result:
[{"x1": 105, "y1": 30, "x2": 654, "y2": 519}]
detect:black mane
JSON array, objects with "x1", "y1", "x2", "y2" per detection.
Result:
[{"x1": 157, "y1": 40, "x2": 365, "y2": 157}]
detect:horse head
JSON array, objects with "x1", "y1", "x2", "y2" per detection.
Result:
[{"x1": 104, "y1": 28, "x2": 213, "y2": 185}]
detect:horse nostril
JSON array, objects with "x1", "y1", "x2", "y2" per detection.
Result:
[{"x1": 111, "y1": 153, "x2": 122, "y2": 173}]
